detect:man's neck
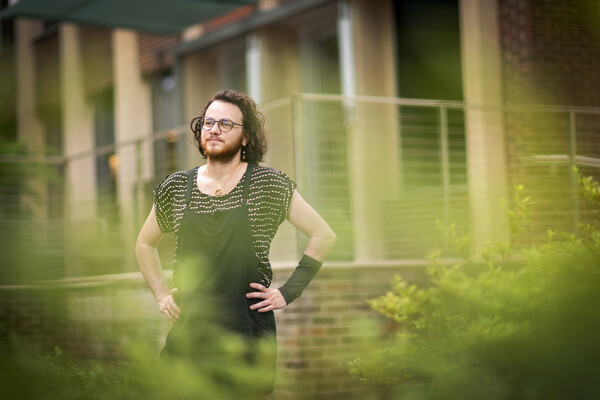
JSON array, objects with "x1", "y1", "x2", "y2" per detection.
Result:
[{"x1": 205, "y1": 156, "x2": 243, "y2": 180}]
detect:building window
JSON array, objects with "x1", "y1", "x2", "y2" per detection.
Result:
[
  {"x1": 218, "y1": 43, "x2": 247, "y2": 93},
  {"x1": 393, "y1": 0, "x2": 466, "y2": 189},
  {"x1": 393, "y1": 0, "x2": 463, "y2": 101},
  {"x1": 300, "y1": 24, "x2": 340, "y2": 94},
  {"x1": 0, "y1": 0, "x2": 15, "y2": 50},
  {"x1": 297, "y1": 15, "x2": 354, "y2": 261},
  {"x1": 93, "y1": 88, "x2": 119, "y2": 229},
  {"x1": 151, "y1": 70, "x2": 183, "y2": 182},
  {"x1": 385, "y1": 0, "x2": 469, "y2": 258}
]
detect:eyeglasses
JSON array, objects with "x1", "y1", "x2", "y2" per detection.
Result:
[{"x1": 199, "y1": 117, "x2": 243, "y2": 133}]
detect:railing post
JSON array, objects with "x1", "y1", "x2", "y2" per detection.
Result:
[
  {"x1": 439, "y1": 106, "x2": 451, "y2": 230},
  {"x1": 292, "y1": 95, "x2": 304, "y2": 194},
  {"x1": 568, "y1": 110, "x2": 580, "y2": 235},
  {"x1": 292, "y1": 95, "x2": 309, "y2": 259},
  {"x1": 134, "y1": 138, "x2": 144, "y2": 232}
]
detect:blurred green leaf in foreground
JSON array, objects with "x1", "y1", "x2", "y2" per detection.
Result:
[
  {"x1": 0, "y1": 329, "x2": 276, "y2": 400},
  {"x1": 350, "y1": 170, "x2": 600, "y2": 400}
]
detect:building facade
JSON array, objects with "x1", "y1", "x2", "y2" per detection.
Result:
[{"x1": 1, "y1": 0, "x2": 599, "y2": 398}]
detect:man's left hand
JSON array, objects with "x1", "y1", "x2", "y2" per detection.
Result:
[{"x1": 246, "y1": 283, "x2": 287, "y2": 312}]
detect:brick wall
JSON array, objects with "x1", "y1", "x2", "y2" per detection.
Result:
[
  {"x1": 0, "y1": 280, "x2": 167, "y2": 359},
  {"x1": 138, "y1": 32, "x2": 179, "y2": 76},
  {"x1": 272, "y1": 264, "x2": 427, "y2": 399},
  {"x1": 499, "y1": 0, "x2": 600, "y2": 107},
  {"x1": 498, "y1": 0, "x2": 600, "y2": 243},
  {"x1": 0, "y1": 263, "x2": 427, "y2": 399},
  {"x1": 80, "y1": 26, "x2": 113, "y2": 96}
]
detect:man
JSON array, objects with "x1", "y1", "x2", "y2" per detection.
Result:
[{"x1": 135, "y1": 89, "x2": 336, "y2": 394}]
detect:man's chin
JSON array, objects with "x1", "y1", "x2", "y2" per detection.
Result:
[
  {"x1": 201, "y1": 138, "x2": 243, "y2": 163},
  {"x1": 204, "y1": 149, "x2": 240, "y2": 163}
]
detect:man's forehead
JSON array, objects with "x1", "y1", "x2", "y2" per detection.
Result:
[{"x1": 206, "y1": 100, "x2": 241, "y2": 116}]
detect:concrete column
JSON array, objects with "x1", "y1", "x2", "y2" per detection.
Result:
[
  {"x1": 181, "y1": 52, "x2": 216, "y2": 169},
  {"x1": 256, "y1": 26, "x2": 299, "y2": 171},
  {"x1": 15, "y1": 19, "x2": 44, "y2": 151},
  {"x1": 112, "y1": 29, "x2": 153, "y2": 270},
  {"x1": 60, "y1": 24, "x2": 97, "y2": 276},
  {"x1": 60, "y1": 24, "x2": 96, "y2": 222},
  {"x1": 459, "y1": 0, "x2": 509, "y2": 254},
  {"x1": 252, "y1": 26, "x2": 301, "y2": 261},
  {"x1": 347, "y1": 0, "x2": 400, "y2": 261}
]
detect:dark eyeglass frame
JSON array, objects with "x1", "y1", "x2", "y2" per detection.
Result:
[{"x1": 199, "y1": 117, "x2": 243, "y2": 133}]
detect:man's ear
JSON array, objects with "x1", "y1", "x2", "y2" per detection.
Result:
[{"x1": 242, "y1": 135, "x2": 249, "y2": 147}]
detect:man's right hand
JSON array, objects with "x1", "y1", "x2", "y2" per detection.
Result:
[{"x1": 158, "y1": 288, "x2": 180, "y2": 322}]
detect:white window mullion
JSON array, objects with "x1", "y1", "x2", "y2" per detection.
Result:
[
  {"x1": 337, "y1": 0, "x2": 356, "y2": 99},
  {"x1": 246, "y1": 33, "x2": 262, "y2": 104}
]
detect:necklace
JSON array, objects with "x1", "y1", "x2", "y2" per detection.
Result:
[{"x1": 213, "y1": 163, "x2": 241, "y2": 196}]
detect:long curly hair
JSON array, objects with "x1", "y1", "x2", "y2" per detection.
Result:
[{"x1": 191, "y1": 90, "x2": 268, "y2": 164}]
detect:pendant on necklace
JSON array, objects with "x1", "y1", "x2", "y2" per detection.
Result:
[{"x1": 215, "y1": 189, "x2": 223, "y2": 196}]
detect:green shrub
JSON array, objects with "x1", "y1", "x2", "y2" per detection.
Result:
[
  {"x1": 0, "y1": 332, "x2": 276, "y2": 400},
  {"x1": 350, "y1": 172, "x2": 600, "y2": 400},
  {"x1": 0, "y1": 139, "x2": 62, "y2": 282}
]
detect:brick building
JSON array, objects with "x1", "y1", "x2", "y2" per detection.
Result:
[{"x1": 1, "y1": 0, "x2": 599, "y2": 398}]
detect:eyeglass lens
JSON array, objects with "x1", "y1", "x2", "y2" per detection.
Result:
[{"x1": 203, "y1": 118, "x2": 235, "y2": 132}]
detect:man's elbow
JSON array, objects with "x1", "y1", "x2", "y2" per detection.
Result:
[
  {"x1": 136, "y1": 235, "x2": 157, "y2": 256},
  {"x1": 324, "y1": 227, "x2": 337, "y2": 248},
  {"x1": 135, "y1": 233, "x2": 144, "y2": 250}
]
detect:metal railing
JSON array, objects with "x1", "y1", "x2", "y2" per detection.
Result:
[{"x1": 2, "y1": 94, "x2": 600, "y2": 283}]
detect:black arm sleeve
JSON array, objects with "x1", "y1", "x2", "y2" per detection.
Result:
[{"x1": 277, "y1": 254, "x2": 323, "y2": 305}]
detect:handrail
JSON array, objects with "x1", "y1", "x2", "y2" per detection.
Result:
[
  {"x1": 285, "y1": 93, "x2": 600, "y2": 114},
  {"x1": 530, "y1": 154, "x2": 600, "y2": 168},
  {"x1": 3, "y1": 95, "x2": 600, "y2": 164}
]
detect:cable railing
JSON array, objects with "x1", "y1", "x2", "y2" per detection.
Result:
[{"x1": 1, "y1": 94, "x2": 600, "y2": 283}]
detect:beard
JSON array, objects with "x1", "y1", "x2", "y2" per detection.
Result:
[{"x1": 201, "y1": 134, "x2": 244, "y2": 162}]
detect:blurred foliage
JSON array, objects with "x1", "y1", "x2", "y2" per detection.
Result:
[
  {"x1": 499, "y1": 184, "x2": 534, "y2": 246},
  {"x1": 0, "y1": 139, "x2": 58, "y2": 217},
  {"x1": 0, "y1": 328, "x2": 276, "y2": 400},
  {"x1": 0, "y1": 139, "x2": 63, "y2": 282},
  {"x1": 0, "y1": 139, "x2": 275, "y2": 398},
  {"x1": 350, "y1": 172, "x2": 600, "y2": 400},
  {"x1": 576, "y1": 167, "x2": 600, "y2": 237}
]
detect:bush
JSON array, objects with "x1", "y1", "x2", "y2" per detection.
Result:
[
  {"x1": 0, "y1": 332, "x2": 276, "y2": 400},
  {"x1": 350, "y1": 171, "x2": 600, "y2": 400},
  {"x1": 0, "y1": 139, "x2": 62, "y2": 282}
]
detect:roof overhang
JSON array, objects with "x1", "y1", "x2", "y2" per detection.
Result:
[
  {"x1": 0, "y1": 0, "x2": 258, "y2": 34},
  {"x1": 174, "y1": 0, "x2": 333, "y2": 55}
]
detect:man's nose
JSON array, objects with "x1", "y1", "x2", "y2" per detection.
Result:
[{"x1": 208, "y1": 123, "x2": 222, "y2": 135}]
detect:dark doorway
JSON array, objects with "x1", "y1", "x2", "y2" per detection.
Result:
[{"x1": 394, "y1": 0, "x2": 463, "y2": 101}]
